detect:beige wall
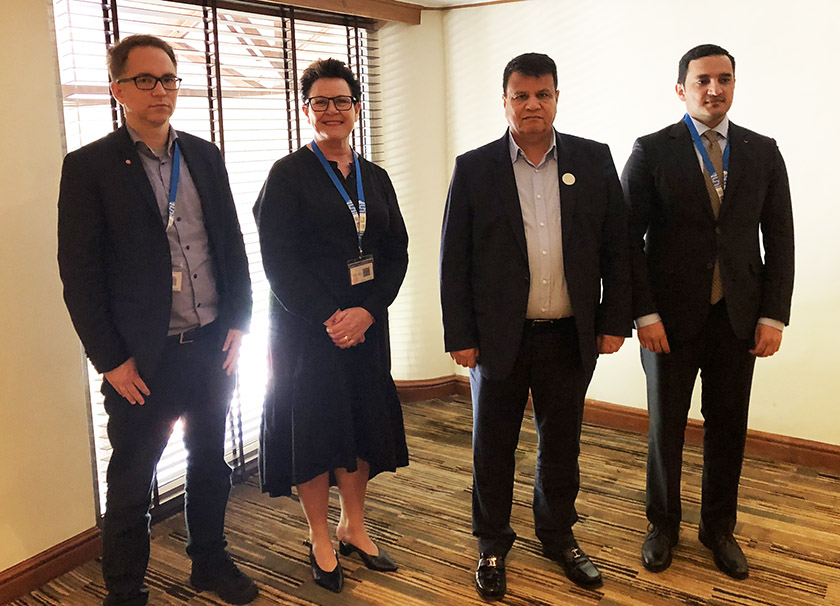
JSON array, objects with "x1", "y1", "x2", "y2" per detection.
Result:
[
  {"x1": 0, "y1": 0, "x2": 97, "y2": 571},
  {"x1": 404, "y1": 0, "x2": 839, "y2": 444},
  {"x1": 380, "y1": 11, "x2": 454, "y2": 380}
]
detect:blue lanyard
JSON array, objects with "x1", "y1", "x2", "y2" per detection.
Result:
[
  {"x1": 166, "y1": 141, "x2": 181, "y2": 230},
  {"x1": 683, "y1": 113, "x2": 729, "y2": 200},
  {"x1": 311, "y1": 140, "x2": 366, "y2": 255}
]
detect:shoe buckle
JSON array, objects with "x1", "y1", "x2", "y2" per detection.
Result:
[
  {"x1": 570, "y1": 548, "x2": 583, "y2": 560},
  {"x1": 479, "y1": 555, "x2": 499, "y2": 568}
]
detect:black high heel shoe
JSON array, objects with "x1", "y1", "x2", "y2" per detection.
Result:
[
  {"x1": 339, "y1": 540, "x2": 398, "y2": 572},
  {"x1": 305, "y1": 541, "x2": 344, "y2": 593}
]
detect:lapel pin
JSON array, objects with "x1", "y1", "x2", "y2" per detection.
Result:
[
  {"x1": 562, "y1": 172, "x2": 576, "y2": 186},
  {"x1": 125, "y1": 159, "x2": 131, "y2": 165}
]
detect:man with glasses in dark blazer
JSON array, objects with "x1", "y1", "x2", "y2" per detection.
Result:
[{"x1": 58, "y1": 34, "x2": 256, "y2": 606}]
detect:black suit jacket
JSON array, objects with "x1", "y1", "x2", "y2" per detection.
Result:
[
  {"x1": 58, "y1": 126, "x2": 252, "y2": 378},
  {"x1": 621, "y1": 119, "x2": 794, "y2": 342},
  {"x1": 440, "y1": 131, "x2": 631, "y2": 380}
]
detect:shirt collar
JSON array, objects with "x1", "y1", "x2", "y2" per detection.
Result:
[
  {"x1": 688, "y1": 114, "x2": 729, "y2": 141},
  {"x1": 508, "y1": 130, "x2": 557, "y2": 166},
  {"x1": 127, "y1": 124, "x2": 178, "y2": 158}
]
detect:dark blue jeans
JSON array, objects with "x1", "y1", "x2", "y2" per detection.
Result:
[
  {"x1": 101, "y1": 322, "x2": 234, "y2": 603},
  {"x1": 470, "y1": 319, "x2": 593, "y2": 557}
]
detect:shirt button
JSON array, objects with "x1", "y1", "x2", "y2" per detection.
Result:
[
  {"x1": 537, "y1": 194, "x2": 542, "y2": 199},
  {"x1": 541, "y1": 307, "x2": 547, "y2": 312},
  {"x1": 540, "y1": 222, "x2": 545, "y2": 227},
  {"x1": 542, "y1": 279, "x2": 548, "y2": 285},
  {"x1": 542, "y1": 250, "x2": 547, "y2": 255}
]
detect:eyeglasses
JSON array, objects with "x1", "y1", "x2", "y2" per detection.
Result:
[
  {"x1": 116, "y1": 75, "x2": 183, "y2": 91},
  {"x1": 305, "y1": 95, "x2": 356, "y2": 112}
]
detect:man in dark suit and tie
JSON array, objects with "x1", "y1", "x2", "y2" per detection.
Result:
[
  {"x1": 621, "y1": 44, "x2": 794, "y2": 580},
  {"x1": 440, "y1": 52, "x2": 631, "y2": 600},
  {"x1": 58, "y1": 35, "x2": 257, "y2": 605}
]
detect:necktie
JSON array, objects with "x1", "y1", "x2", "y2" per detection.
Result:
[{"x1": 701, "y1": 130, "x2": 724, "y2": 304}]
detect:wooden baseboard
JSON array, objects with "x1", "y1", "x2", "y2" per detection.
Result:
[
  {"x1": 394, "y1": 376, "x2": 465, "y2": 402},
  {"x1": 396, "y1": 376, "x2": 840, "y2": 473},
  {"x1": 0, "y1": 527, "x2": 100, "y2": 604}
]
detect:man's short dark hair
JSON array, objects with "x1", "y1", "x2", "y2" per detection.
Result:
[
  {"x1": 108, "y1": 34, "x2": 177, "y2": 81},
  {"x1": 300, "y1": 58, "x2": 362, "y2": 103},
  {"x1": 677, "y1": 44, "x2": 735, "y2": 85},
  {"x1": 502, "y1": 53, "x2": 557, "y2": 93}
]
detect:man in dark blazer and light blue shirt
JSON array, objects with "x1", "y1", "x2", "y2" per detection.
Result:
[
  {"x1": 440, "y1": 53, "x2": 631, "y2": 600},
  {"x1": 58, "y1": 35, "x2": 257, "y2": 605},
  {"x1": 622, "y1": 44, "x2": 794, "y2": 580}
]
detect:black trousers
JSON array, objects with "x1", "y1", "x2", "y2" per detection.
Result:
[
  {"x1": 470, "y1": 319, "x2": 593, "y2": 557},
  {"x1": 643, "y1": 301, "x2": 756, "y2": 538},
  {"x1": 101, "y1": 322, "x2": 235, "y2": 602}
]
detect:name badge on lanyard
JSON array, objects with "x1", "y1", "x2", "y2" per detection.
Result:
[
  {"x1": 311, "y1": 140, "x2": 374, "y2": 286},
  {"x1": 683, "y1": 113, "x2": 729, "y2": 201}
]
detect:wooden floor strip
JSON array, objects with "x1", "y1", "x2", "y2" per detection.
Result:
[{"x1": 10, "y1": 395, "x2": 840, "y2": 605}]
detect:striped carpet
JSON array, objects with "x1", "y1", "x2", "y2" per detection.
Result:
[{"x1": 13, "y1": 396, "x2": 840, "y2": 605}]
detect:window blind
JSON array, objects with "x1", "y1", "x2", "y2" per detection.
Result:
[{"x1": 52, "y1": 0, "x2": 381, "y2": 515}]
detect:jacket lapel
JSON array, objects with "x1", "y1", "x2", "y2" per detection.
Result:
[
  {"x1": 177, "y1": 132, "x2": 220, "y2": 247},
  {"x1": 668, "y1": 120, "x2": 716, "y2": 221},
  {"x1": 114, "y1": 126, "x2": 166, "y2": 227},
  {"x1": 719, "y1": 121, "x2": 748, "y2": 221},
  {"x1": 555, "y1": 131, "x2": 577, "y2": 254},
  {"x1": 494, "y1": 132, "x2": 528, "y2": 261}
]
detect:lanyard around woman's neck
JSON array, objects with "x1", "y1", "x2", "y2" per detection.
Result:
[{"x1": 311, "y1": 140, "x2": 366, "y2": 255}]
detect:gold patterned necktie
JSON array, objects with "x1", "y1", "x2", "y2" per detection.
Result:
[{"x1": 701, "y1": 129, "x2": 724, "y2": 304}]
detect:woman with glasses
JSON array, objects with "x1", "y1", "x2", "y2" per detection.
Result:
[{"x1": 253, "y1": 59, "x2": 409, "y2": 594}]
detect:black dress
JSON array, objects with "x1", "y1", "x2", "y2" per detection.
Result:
[{"x1": 253, "y1": 146, "x2": 409, "y2": 497}]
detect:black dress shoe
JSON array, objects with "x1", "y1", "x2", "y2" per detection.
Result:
[
  {"x1": 475, "y1": 554, "x2": 506, "y2": 601},
  {"x1": 641, "y1": 525, "x2": 678, "y2": 573},
  {"x1": 103, "y1": 587, "x2": 149, "y2": 606},
  {"x1": 544, "y1": 542, "x2": 603, "y2": 589},
  {"x1": 339, "y1": 540, "x2": 398, "y2": 571},
  {"x1": 698, "y1": 527, "x2": 749, "y2": 580},
  {"x1": 190, "y1": 552, "x2": 259, "y2": 604},
  {"x1": 307, "y1": 543, "x2": 344, "y2": 593}
]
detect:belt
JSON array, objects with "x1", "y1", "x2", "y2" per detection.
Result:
[
  {"x1": 167, "y1": 321, "x2": 217, "y2": 345},
  {"x1": 525, "y1": 317, "x2": 575, "y2": 330}
]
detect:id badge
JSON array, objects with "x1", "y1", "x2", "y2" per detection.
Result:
[
  {"x1": 172, "y1": 270, "x2": 183, "y2": 292},
  {"x1": 348, "y1": 254, "x2": 374, "y2": 285}
]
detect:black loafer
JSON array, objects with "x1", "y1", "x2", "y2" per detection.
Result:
[
  {"x1": 544, "y1": 542, "x2": 603, "y2": 589},
  {"x1": 339, "y1": 540, "x2": 398, "y2": 571},
  {"x1": 307, "y1": 543, "x2": 344, "y2": 593},
  {"x1": 190, "y1": 552, "x2": 259, "y2": 604},
  {"x1": 698, "y1": 527, "x2": 749, "y2": 580},
  {"x1": 475, "y1": 554, "x2": 506, "y2": 601},
  {"x1": 641, "y1": 525, "x2": 678, "y2": 573}
]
